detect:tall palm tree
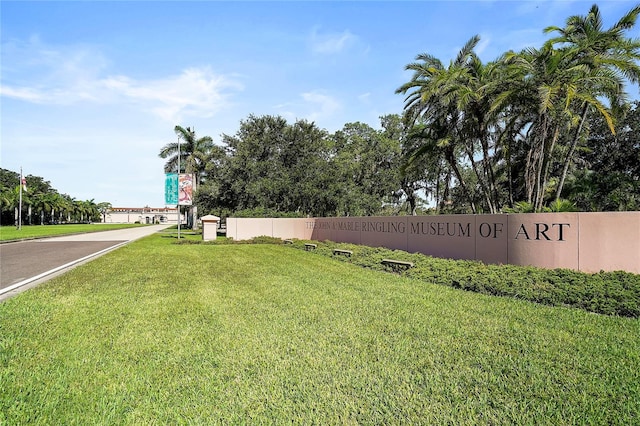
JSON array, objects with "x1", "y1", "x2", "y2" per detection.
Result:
[
  {"x1": 501, "y1": 46, "x2": 580, "y2": 210},
  {"x1": 3, "y1": 186, "x2": 21, "y2": 226},
  {"x1": 74, "y1": 199, "x2": 98, "y2": 222},
  {"x1": 544, "y1": 4, "x2": 640, "y2": 201},
  {"x1": 498, "y1": 35, "x2": 630, "y2": 211},
  {"x1": 0, "y1": 189, "x2": 11, "y2": 212},
  {"x1": 159, "y1": 125, "x2": 215, "y2": 229},
  {"x1": 61, "y1": 195, "x2": 75, "y2": 223},
  {"x1": 42, "y1": 192, "x2": 62, "y2": 224},
  {"x1": 397, "y1": 35, "x2": 505, "y2": 213},
  {"x1": 31, "y1": 192, "x2": 49, "y2": 224},
  {"x1": 397, "y1": 39, "x2": 476, "y2": 213}
]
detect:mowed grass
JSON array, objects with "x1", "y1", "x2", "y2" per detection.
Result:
[
  {"x1": 1, "y1": 235, "x2": 638, "y2": 424},
  {"x1": 0, "y1": 223, "x2": 146, "y2": 241}
]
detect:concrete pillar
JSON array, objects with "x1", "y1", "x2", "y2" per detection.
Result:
[{"x1": 201, "y1": 215, "x2": 221, "y2": 241}]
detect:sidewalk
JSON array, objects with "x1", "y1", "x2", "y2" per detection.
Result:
[{"x1": 43, "y1": 224, "x2": 171, "y2": 241}]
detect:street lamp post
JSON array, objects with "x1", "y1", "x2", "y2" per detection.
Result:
[{"x1": 177, "y1": 134, "x2": 181, "y2": 240}]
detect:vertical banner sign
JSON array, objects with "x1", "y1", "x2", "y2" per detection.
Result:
[
  {"x1": 165, "y1": 173, "x2": 178, "y2": 205},
  {"x1": 178, "y1": 173, "x2": 193, "y2": 206}
]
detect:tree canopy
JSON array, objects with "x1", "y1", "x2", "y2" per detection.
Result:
[
  {"x1": 0, "y1": 168, "x2": 104, "y2": 226},
  {"x1": 396, "y1": 3, "x2": 640, "y2": 213},
  {"x1": 166, "y1": 4, "x2": 640, "y2": 219}
]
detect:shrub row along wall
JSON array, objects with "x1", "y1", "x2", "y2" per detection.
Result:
[{"x1": 226, "y1": 212, "x2": 640, "y2": 274}]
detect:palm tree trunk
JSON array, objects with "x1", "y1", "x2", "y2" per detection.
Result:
[
  {"x1": 531, "y1": 115, "x2": 555, "y2": 211},
  {"x1": 523, "y1": 122, "x2": 538, "y2": 204},
  {"x1": 192, "y1": 176, "x2": 198, "y2": 230},
  {"x1": 478, "y1": 124, "x2": 499, "y2": 213},
  {"x1": 506, "y1": 137, "x2": 514, "y2": 207},
  {"x1": 482, "y1": 141, "x2": 499, "y2": 213},
  {"x1": 534, "y1": 128, "x2": 548, "y2": 211},
  {"x1": 536, "y1": 124, "x2": 560, "y2": 211},
  {"x1": 555, "y1": 104, "x2": 589, "y2": 201},
  {"x1": 447, "y1": 149, "x2": 477, "y2": 214},
  {"x1": 464, "y1": 143, "x2": 494, "y2": 213}
]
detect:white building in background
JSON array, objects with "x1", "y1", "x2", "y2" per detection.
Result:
[{"x1": 102, "y1": 207, "x2": 185, "y2": 224}]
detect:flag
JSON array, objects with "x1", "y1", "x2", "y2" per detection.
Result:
[{"x1": 21, "y1": 176, "x2": 27, "y2": 191}]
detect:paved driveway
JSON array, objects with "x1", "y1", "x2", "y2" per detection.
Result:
[{"x1": 0, "y1": 224, "x2": 170, "y2": 301}]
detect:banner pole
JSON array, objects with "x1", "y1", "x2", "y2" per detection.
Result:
[
  {"x1": 18, "y1": 167, "x2": 23, "y2": 230},
  {"x1": 177, "y1": 135, "x2": 181, "y2": 240}
]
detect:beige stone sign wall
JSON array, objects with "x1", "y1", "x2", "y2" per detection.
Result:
[{"x1": 226, "y1": 212, "x2": 639, "y2": 274}]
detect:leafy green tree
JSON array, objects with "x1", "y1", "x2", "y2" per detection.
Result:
[
  {"x1": 330, "y1": 121, "x2": 401, "y2": 216},
  {"x1": 209, "y1": 115, "x2": 336, "y2": 217},
  {"x1": 379, "y1": 114, "x2": 435, "y2": 215},
  {"x1": 0, "y1": 169, "x2": 19, "y2": 225},
  {"x1": 97, "y1": 202, "x2": 112, "y2": 223},
  {"x1": 216, "y1": 115, "x2": 289, "y2": 212},
  {"x1": 31, "y1": 192, "x2": 54, "y2": 224},
  {"x1": 73, "y1": 199, "x2": 99, "y2": 222},
  {"x1": 279, "y1": 119, "x2": 334, "y2": 215}
]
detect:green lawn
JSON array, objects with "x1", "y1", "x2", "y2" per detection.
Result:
[
  {"x1": 0, "y1": 223, "x2": 146, "y2": 241},
  {"x1": 1, "y1": 234, "x2": 638, "y2": 424}
]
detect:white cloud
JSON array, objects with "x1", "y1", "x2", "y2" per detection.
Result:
[
  {"x1": 358, "y1": 92, "x2": 371, "y2": 104},
  {"x1": 309, "y1": 27, "x2": 358, "y2": 54},
  {"x1": 301, "y1": 91, "x2": 342, "y2": 123},
  {"x1": 101, "y1": 68, "x2": 243, "y2": 122},
  {"x1": 1, "y1": 37, "x2": 243, "y2": 123},
  {"x1": 0, "y1": 86, "x2": 47, "y2": 103},
  {"x1": 271, "y1": 91, "x2": 343, "y2": 129}
]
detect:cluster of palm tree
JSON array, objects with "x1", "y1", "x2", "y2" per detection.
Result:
[
  {"x1": 397, "y1": 4, "x2": 640, "y2": 213},
  {"x1": 0, "y1": 170, "x2": 107, "y2": 226}
]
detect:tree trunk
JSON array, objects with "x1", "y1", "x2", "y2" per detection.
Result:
[
  {"x1": 407, "y1": 190, "x2": 417, "y2": 216},
  {"x1": 464, "y1": 142, "x2": 494, "y2": 213},
  {"x1": 555, "y1": 105, "x2": 589, "y2": 202},
  {"x1": 478, "y1": 125, "x2": 499, "y2": 213},
  {"x1": 447, "y1": 149, "x2": 477, "y2": 214},
  {"x1": 536, "y1": 124, "x2": 560, "y2": 211},
  {"x1": 522, "y1": 118, "x2": 539, "y2": 204},
  {"x1": 191, "y1": 175, "x2": 198, "y2": 230}
]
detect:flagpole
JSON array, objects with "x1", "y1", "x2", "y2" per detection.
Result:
[{"x1": 18, "y1": 167, "x2": 23, "y2": 230}]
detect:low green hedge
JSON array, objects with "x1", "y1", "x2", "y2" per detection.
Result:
[{"x1": 285, "y1": 239, "x2": 640, "y2": 318}]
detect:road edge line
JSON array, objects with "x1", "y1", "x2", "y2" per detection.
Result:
[{"x1": 0, "y1": 240, "x2": 129, "y2": 296}]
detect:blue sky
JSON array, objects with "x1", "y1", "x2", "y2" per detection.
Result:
[{"x1": 2, "y1": 1, "x2": 638, "y2": 208}]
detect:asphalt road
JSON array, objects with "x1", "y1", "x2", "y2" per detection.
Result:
[{"x1": 0, "y1": 224, "x2": 170, "y2": 301}]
